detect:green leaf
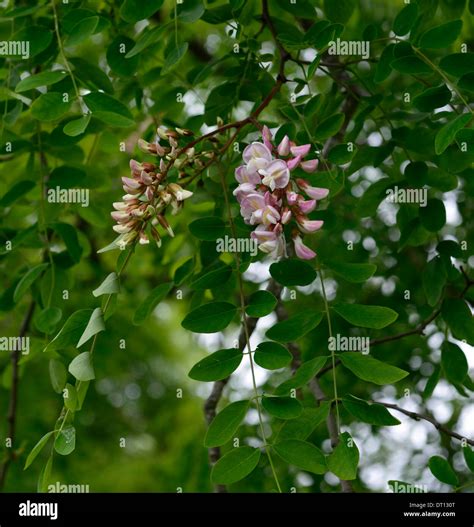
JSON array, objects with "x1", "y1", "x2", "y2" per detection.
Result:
[
  {"x1": 266, "y1": 312, "x2": 323, "y2": 343},
  {"x1": 188, "y1": 348, "x2": 242, "y2": 381},
  {"x1": 325, "y1": 261, "x2": 376, "y2": 283},
  {"x1": 314, "y1": 113, "x2": 345, "y2": 141},
  {"x1": 340, "y1": 353, "x2": 409, "y2": 385},
  {"x1": 254, "y1": 342, "x2": 292, "y2": 370},
  {"x1": 51, "y1": 222, "x2": 83, "y2": 263},
  {"x1": 66, "y1": 16, "x2": 99, "y2": 47},
  {"x1": 428, "y1": 456, "x2": 458, "y2": 486},
  {"x1": 327, "y1": 143, "x2": 356, "y2": 165},
  {"x1": 120, "y1": 0, "x2": 165, "y2": 23},
  {"x1": 69, "y1": 351, "x2": 95, "y2": 382},
  {"x1": 342, "y1": 396, "x2": 400, "y2": 426},
  {"x1": 54, "y1": 425, "x2": 76, "y2": 456},
  {"x1": 24, "y1": 432, "x2": 54, "y2": 469},
  {"x1": 190, "y1": 265, "x2": 232, "y2": 290},
  {"x1": 77, "y1": 308, "x2": 105, "y2": 348},
  {"x1": 333, "y1": 303, "x2": 398, "y2": 329},
  {"x1": 423, "y1": 365, "x2": 441, "y2": 398},
  {"x1": 125, "y1": 25, "x2": 170, "y2": 58},
  {"x1": 439, "y1": 53, "x2": 474, "y2": 77},
  {"x1": 274, "y1": 439, "x2": 326, "y2": 474},
  {"x1": 413, "y1": 85, "x2": 452, "y2": 112},
  {"x1": 37, "y1": 456, "x2": 53, "y2": 492},
  {"x1": 189, "y1": 217, "x2": 226, "y2": 241},
  {"x1": 435, "y1": 113, "x2": 471, "y2": 155},
  {"x1": 63, "y1": 114, "x2": 91, "y2": 137},
  {"x1": 323, "y1": 0, "x2": 355, "y2": 23},
  {"x1": 458, "y1": 72, "x2": 474, "y2": 93},
  {"x1": 463, "y1": 447, "x2": 474, "y2": 472},
  {"x1": 177, "y1": 0, "x2": 205, "y2": 22},
  {"x1": 419, "y1": 20, "x2": 463, "y2": 49},
  {"x1": 44, "y1": 310, "x2": 93, "y2": 352},
  {"x1": 49, "y1": 359, "x2": 67, "y2": 394},
  {"x1": 245, "y1": 290, "x2": 277, "y2": 317},
  {"x1": 269, "y1": 259, "x2": 316, "y2": 286},
  {"x1": 182, "y1": 302, "x2": 237, "y2": 333},
  {"x1": 14, "y1": 263, "x2": 49, "y2": 302},
  {"x1": 69, "y1": 57, "x2": 114, "y2": 94},
  {"x1": 275, "y1": 356, "x2": 328, "y2": 395},
  {"x1": 442, "y1": 341, "x2": 468, "y2": 384},
  {"x1": 93, "y1": 272, "x2": 120, "y2": 297},
  {"x1": 84, "y1": 91, "x2": 134, "y2": 128},
  {"x1": 327, "y1": 432, "x2": 359, "y2": 480},
  {"x1": 34, "y1": 307, "x2": 62, "y2": 335},
  {"x1": 133, "y1": 282, "x2": 173, "y2": 325},
  {"x1": 375, "y1": 44, "x2": 395, "y2": 83},
  {"x1": 204, "y1": 400, "x2": 249, "y2": 447},
  {"x1": 174, "y1": 258, "x2": 195, "y2": 286},
  {"x1": 442, "y1": 298, "x2": 474, "y2": 344},
  {"x1": 11, "y1": 26, "x2": 52, "y2": 58},
  {"x1": 419, "y1": 198, "x2": 446, "y2": 231},
  {"x1": 63, "y1": 383, "x2": 77, "y2": 412},
  {"x1": 162, "y1": 43, "x2": 189, "y2": 75},
  {"x1": 262, "y1": 396, "x2": 303, "y2": 420},
  {"x1": 393, "y1": 3, "x2": 418, "y2": 35},
  {"x1": 422, "y1": 257, "x2": 447, "y2": 307},
  {"x1": 211, "y1": 446, "x2": 261, "y2": 485},
  {"x1": 0, "y1": 180, "x2": 36, "y2": 207},
  {"x1": 391, "y1": 56, "x2": 432, "y2": 75},
  {"x1": 106, "y1": 35, "x2": 139, "y2": 77},
  {"x1": 276, "y1": 403, "x2": 331, "y2": 441},
  {"x1": 15, "y1": 71, "x2": 67, "y2": 93},
  {"x1": 31, "y1": 93, "x2": 72, "y2": 122}
]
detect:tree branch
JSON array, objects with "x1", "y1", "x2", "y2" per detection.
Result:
[
  {"x1": 374, "y1": 401, "x2": 474, "y2": 447},
  {"x1": 0, "y1": 300, "x2": 36, "y2": 490}
]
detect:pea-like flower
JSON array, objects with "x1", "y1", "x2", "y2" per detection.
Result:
[{"x1": 234, "y1": 127, "x2": 328, "y2": 259}]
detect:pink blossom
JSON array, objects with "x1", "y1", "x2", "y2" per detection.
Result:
[
  {"x1": 259, "y1": 159, "x2": 290, "y2": 190},
  {"x1": 277, "y1": 135, "x2": 290, "y2": 156},
  {"x1": 297, "y1": 179, "x2": 329, "y2": 200},
  {"x1": 290, "y1": 144, "x2": 311, "y2": 157},
  {"x1": 293, "y1": 233, "x2": 316, "y2": 260},
  {"x1": 262, "y1": 125, "x2": 273, "y2": 151},
  {"x1": 286, "y1": 156, "x2": 302, "y2": 171},
  {"x1": 297, "y1": 218, "x2": 324, "y2": 234},
  {"x1": 300, "y1": 159, "x2": 319, "y2": 173},
  {"x1": 235, "y1": 165, "x2": 261, "y2": 185}
]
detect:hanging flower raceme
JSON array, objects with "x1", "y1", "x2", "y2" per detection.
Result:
[
  {"x1": 233, "y1": 127, "x2": 329, "y2": 259},
  {"x1": 110, "y1": 127, "x2": 198, "y2": 249}
]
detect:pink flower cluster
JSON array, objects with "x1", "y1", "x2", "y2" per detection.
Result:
[
  {"x1": 233, "y1": 127, "x2": 329, "y2": 259},
  {"x1": 111, "y1": 159, "x2": 193, "y2": 249}
]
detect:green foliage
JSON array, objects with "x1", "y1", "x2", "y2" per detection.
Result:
[
  {"x1": 211, "y1": 446, "x2": 261, "y2": 485},
  {"x1": 204, "y1": 401, "x2": 249, "y2": 448},
  {"x1": 273, "y1": 439, "x2": 326, "y2": 474},
  {"x1": 428, "y1": 456, "x2": 459, "y2": 486},
  {"x1": 1, "y1": 0, "x2": 472, "y2": 496},
  {"x1": 340, "y1": 354, "x2": 409, "y2": 385}
]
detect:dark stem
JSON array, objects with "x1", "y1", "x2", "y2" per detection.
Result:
[
  {"x1": 0, "y1": 301, "x2": 36, "y2": 490},
  {"x1": 374, "y1": 401, "x2": 474, "y2": 447}
]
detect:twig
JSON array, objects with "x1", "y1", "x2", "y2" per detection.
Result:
[
  {"x1": 374, "y1": 401, "x2": 474, "y2": 447},
  {"x1": 0, "y1": 301, "x2": 36, "y2": 489}
]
